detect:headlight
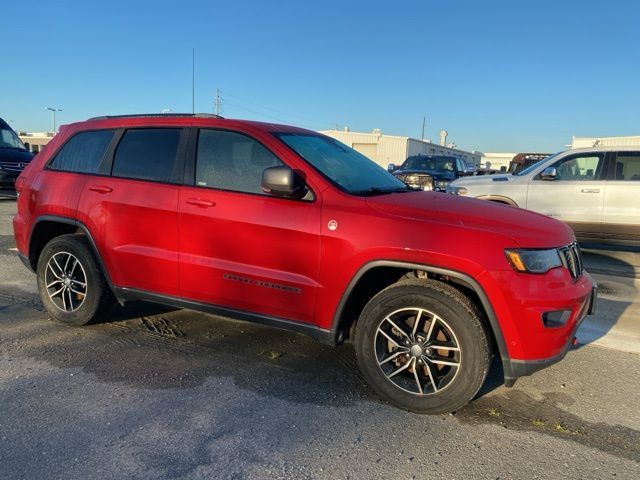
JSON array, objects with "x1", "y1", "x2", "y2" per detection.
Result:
[
  {"x1": 505, "y1": 249, "x2": 562, "y2": 274},
  {"x1": 446, "y1": 186, "x2": 468, "y2": 195},
  {"x1": 435, "y1": 180, "x2": 450, "y2": 189}
]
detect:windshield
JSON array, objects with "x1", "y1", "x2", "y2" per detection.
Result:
[
  {"x1": 0, "y1": 128, "x2": 27, "y2": 150},
  {"x1": 276, "y1": 133, "x2": 409, "y2": 195},
  {"x1": 515, "y1": 152, "x2": 563, "y2": 176},
  {"x1": 402, "y1": 156, "x2": 455, "y2": 172}
]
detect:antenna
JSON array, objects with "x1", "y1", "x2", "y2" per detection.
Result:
[
  {"x1": 421, "y1": 116, "x2": 426, "y2": 141},
  {"x1": 192, "y1": 48, "x2": 195, "y2": 114}
]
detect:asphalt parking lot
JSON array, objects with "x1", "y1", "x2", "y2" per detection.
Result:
[{"x1": 0, "y1": 198, "x2": 639, "y2": 479}]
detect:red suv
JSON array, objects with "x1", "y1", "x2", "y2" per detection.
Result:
[{"x1": 13, "y1": 114, "x2": 596, "y2": 413}]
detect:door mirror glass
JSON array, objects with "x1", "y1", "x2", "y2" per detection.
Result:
[
  {"x1": 540, "y1": 166, "x2": 557, "y2": 180},
  {"x1": 387, "y1": 163, "x2": 396, "y2": 172},
  {"x1": 262, "y1": 166, "x2": 306, "y2": 198}
]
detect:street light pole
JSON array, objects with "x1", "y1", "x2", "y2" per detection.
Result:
[{"x1": 45, "y1": 107, "x2": 62, "y2": 134}]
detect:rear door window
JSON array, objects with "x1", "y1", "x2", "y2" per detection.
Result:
[
  {"x1": 613, "y1": 152, "x2": 640, "y2": 181},
  {"x1": 112, "y1": 129, "x2": 182, "y2": 183},
  {"x1": 48, "y1": 129, "x2": 115, "y2": 173}
]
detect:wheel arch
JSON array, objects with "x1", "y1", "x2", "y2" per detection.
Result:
[
  {"x1": 475, "y1": 195, "x2": 519, "y2": 207},
  {"x1": 331, "y1": 261, "x2": 509, "y2": 364},
  {"x1": 28, "y1": 215, "x2": 115, "y2": 293}
]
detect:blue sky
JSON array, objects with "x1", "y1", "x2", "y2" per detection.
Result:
[{"x1": 2, "y1": 0, "x2": 638, "y2": 152}]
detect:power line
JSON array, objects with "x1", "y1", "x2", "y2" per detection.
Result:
[
  {"x1": 220, "y1": 90, "x2": 337, "y2": 129},
  {"x1": 223, "y1": 99, "x2": 334, "y2": 131}
]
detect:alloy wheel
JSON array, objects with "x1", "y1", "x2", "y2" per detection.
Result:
[{"x1": 44, "y1": 251, "x2": 88, "y2": 312}]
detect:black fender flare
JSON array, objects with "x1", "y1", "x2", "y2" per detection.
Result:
[
  {"x1": 331, "y1": 260, "x2": 511, "y2": 369},
  {"x1": 29, "y1": 215, "x2": 116, "y2": 293}
]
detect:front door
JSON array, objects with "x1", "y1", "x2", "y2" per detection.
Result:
[
  {"x1": 526, "y1": 152, "x2": 606, "y2": 237},
  {"x1": 178, "y1": 128, "x2": 321, "y2": 324}
]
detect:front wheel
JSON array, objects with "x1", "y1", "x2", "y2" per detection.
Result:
[{"x1": 355, "y1": 279, "x2": 491, "y2": 414}]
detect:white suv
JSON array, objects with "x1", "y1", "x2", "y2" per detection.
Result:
[{"x1": 449, "y1": 146, "x2": 640, "y2": 244}]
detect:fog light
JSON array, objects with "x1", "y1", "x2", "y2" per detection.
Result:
[{"x1": 542, "y1": 310, "x2": 571, "y2": 328}]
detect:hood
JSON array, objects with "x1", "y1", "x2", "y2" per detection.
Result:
[
  {"x1": 395, "y1": 169, "x2": 455, "y2": 181},
  {"x1": 366, "y1": 191, "x2": 575, "y2": 248},
  {"x1": 0, "y1": 148, "x2": 35, "y2": 163}
]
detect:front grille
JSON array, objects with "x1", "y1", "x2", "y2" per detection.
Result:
[
  {"x1": 559, "y1": 242, "x2": 584, "y2": 279},
  {"x1": 0, "y1": 161, "x2": 28, "y2": 174}
]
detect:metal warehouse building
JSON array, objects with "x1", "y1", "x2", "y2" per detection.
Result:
[{"x1": 320, "y1": 128, "x2": 482, "y2": 169}]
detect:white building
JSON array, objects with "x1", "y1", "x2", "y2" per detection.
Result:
[
  {"x1": 571, "y1": 135, "x2": 640, "y2": 149},
  {"x1": 320, "y1": 128, "x2": 482, "y2": 169},
  {"x1": 18, "y1": 132, "x2": 54, "y2": 153}
]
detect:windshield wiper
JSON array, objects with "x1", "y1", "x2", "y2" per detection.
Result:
[{"x1": 352, "y1": 187, "x2": 412, "y2": 196}]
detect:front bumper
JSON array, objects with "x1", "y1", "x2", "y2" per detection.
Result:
[
  {"x1": 0, "y1": 170, "x2": 18, "y2": 188},
  {"x1": 504, "y1": 285, "x2": 596, "y2": 380}
]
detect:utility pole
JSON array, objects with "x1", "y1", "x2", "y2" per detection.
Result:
[
  {"x1": 192, "y1": 48, "x2": 195, "y2": 114},
  {"x1": 214, "y1": 88, "x2": 222, "y2": 116},
  {"x1": 45, "y1": 107, "x2": 62, "y2": 134},
  {"x1": 421, "y1": 116, "x2": 426, "y2": 141}
]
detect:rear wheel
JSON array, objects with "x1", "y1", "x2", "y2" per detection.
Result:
[
  {"x1": 37, "y1": 234, "x2": 115, "y2": 326},
  {"x1": 355, "y1": 279, "x2": 491, "y2": 414}
]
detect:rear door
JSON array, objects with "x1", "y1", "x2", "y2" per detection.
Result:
[
  {"x1": 525, "y1": 152, "x2": 606, "y2": 237},
  {"x1": 76, "y1": 127, "x2": 187, "y2": 297},
  {"x1": 602, "y1": 151, "x2": 640, "y2": 241},
  {"x1": 178, "y1": 127, "x2": 321, "y2": 323}
]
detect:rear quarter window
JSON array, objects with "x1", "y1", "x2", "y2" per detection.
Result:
[{"x1": 48, "y1": 130, "x2": 115, "y2": 173}]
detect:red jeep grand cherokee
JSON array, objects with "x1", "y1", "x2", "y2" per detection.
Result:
[{"x1": 13, "y1": 114, "x2": 596, "y2": 413}]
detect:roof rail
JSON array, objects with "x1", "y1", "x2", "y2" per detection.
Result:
[{"x1": 87, "y1": 113, "x2": 223, "y2": 121}]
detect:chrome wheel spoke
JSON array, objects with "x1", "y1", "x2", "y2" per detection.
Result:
[
  {"x1": 383, "y1": 316, "x2": 411, "y2": 341},
  {"x1": 422, "y1": 357, "x2": 439, "y2": 393},
  {"x1": 71, "y1": 279, "x2": 86, "y2": 288},
  {"x1": 425, "y1": 314, "x2": 440, "y2": 341},
  {"x1": 387, "y1": 359, "x2": 412, "y2": 379},
  {"x1": 411, "y1": 309, "x2": 423, "y2": 339},
  {"x1": 378, "y1": 350, "x2": 406, "y2": 366},
  {"x1": 429, "y1": 342, "x2": 460, "y2": 352},
  {"x1": 69, "y1": 258, "x2": 79, "y2": 277},
  {"x1": 427, "y1": 355, "x2": 460, "y2": 367},
  {"x1": 46, "y1": 279, "x2": 63, "y2": 289},
  {"x1": 47, "y1": 263, "x2": 63, "y2": 280},
  {"x1": 377, "y1": 327, "x2": 402, "y2": 348},
  {"x1": 52, "y1": 256, "x2": 65, "y2": 277},
  {"x1": 411, "y1": 359, "x2": 423, "y2": 394},
  {"x1": 69, "y1": 287, "x2": 86, "y2": 296}
]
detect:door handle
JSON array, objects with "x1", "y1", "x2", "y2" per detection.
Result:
[
  {"x1": 186, "y1": 198, "x2": 216, "y2": 208},
  {"x1": 88, "y1": 185, "x2": 113, "y2": 194},
  {"x1": 580, "y1": 188, "x2": 600, "y2": 193}
]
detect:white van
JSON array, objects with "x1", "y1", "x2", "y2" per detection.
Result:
[{"x1": 449, "y1": 146, "x2": 640, "y2": 244}]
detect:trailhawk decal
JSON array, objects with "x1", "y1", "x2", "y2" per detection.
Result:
[{"x1": 223, "y1": 274, "x2": 302, "y2": 294}]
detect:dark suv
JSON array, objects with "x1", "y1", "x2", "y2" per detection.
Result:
[
  {"x1": 0, "y1": 118, "x2": 34, "y2": 195},
  {"x1": 389, "y1": 155, "x2": 474, "y2": 192},
  {"x1": 13, "y1": 114, "x2": 596, "y2": 414}
]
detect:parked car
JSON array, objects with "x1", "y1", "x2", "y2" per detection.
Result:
[
  {"x1": 449, "y1": 146, "x2": 640, "y2": 244},
  {"x1": 13, "y1": 114, "x2": 596, "y2": 413},
  {"x1": 0, "y1": 118, "x2": 35, "y2": 195},
  {"x1": 508, "y1": 153, "x2": 550, "y2": 174},
  {"x1": 388, "y1": 155, "x2": 475, "y2": 192}
]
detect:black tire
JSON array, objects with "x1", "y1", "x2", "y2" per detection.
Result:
[
  {"x1": 36, "y1": 234, "x2": 115, "y2": 326},
  {"x1": 355, "y1": 279, "x2": 491, "y2": 414}
]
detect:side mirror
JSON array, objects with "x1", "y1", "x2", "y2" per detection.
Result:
[
  {"x1": 462, "y1": 165, "x2": 476, "y2": 176},
  {"x1": 387, "y1": 163, "x2": 396, "y2": 173},
  {"x1": 540, "y1": 166, "x2": 557, "y2": 180},
  {"x1": 262, "y1": 166, "x2": 306, "y2": 198}
]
